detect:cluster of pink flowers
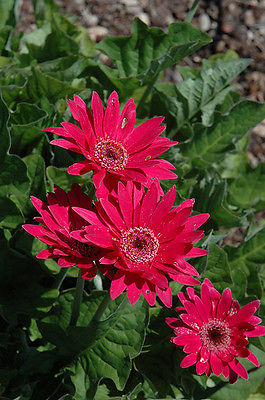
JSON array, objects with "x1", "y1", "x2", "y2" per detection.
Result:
[{"x1": 23, "y1": 91, "x2": 265, "y2": 384}]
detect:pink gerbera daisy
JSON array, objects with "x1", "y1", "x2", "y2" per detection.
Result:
[
  {"x1": 166, "y1": 279, "x2": 265, "y2": 383},
  {"x1": 43, "y1": 91, "x2": 177, "y2": 196},
  {"x1": 71, "y1": 181, "x2": 209, "y2": 307},
  {"x1": 23, "y1": 184, "x2": 107, "y2": 279}
]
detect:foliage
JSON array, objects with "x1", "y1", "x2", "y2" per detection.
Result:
[{"x1": 0, "y1": 0, "x2": 265, "y2": 398}]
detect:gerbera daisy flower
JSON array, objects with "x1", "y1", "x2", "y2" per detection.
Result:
[
  {"x1": 43, "y1": 91, "x2": 177, "y2": 196},
  {"x1": 22, "y1": 184, "x2": 107, "y2": 279},
  {"x1": 71, "y1": 181, "x2": 209, "y2": 307},
  {"x1": 166, "y1": 279, "x2": 265, "y2": 383}
]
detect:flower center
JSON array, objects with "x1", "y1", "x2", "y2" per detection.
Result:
[
  {"x1": 72, "y1": 241, "x2": 100, "y2": 259},
  {"x1": 94, "y1": 138, "x2": 128, "y2": 171},
  {"x1": 119, "y1": 227, "x2": 159, "y2": 264},
  {"x1": 199, "y1": 318, "x2": 231, "y2": 353}
]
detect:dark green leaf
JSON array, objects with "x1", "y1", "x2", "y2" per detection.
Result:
[{"x1": 203, "y1": 243, "x2": 233, "y2": 292}]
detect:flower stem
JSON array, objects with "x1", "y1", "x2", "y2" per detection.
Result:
[
  {"x1": 91, "y1": 291, "x2": 111, "y2": 323},
  {"x1": 70, "y1": 269, "x2": 85, "y2": 327},
  {"x1": 185, "y1": 0, "x2": 201, "y2": 23},
  {"x1": 53, "y1": 268, "x2": 68, "y2": 290}
]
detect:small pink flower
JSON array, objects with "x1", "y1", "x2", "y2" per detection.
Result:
[
  {"x1": 72, "y1": 181, "x2": 209, "y2": 307},
  {"x1": 166, "y1": 279, "x2": 265, "y2": 383},
  {"x1": 23, "y1": 184, "x2": 107, "y2": 279},
  {"x1": 43, "y1": 91, "x2": 177, "y2": 196}
]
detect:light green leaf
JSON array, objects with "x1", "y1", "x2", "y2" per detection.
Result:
[
  {"x1": 228, "y1": 163, "x2": 265, "y2": 210},
  {"x1": 156, "y1": 58, "x2": 251, "y2": 134},
  {"x1": 181, "y1": 101, "x2": 265, "y2": 163},
  {"x1": 97, "y1": 19, "x2": 211, "y2": 83},
  {"x1": 46, "y1": 166, "x2": 91, "y2": 191}
]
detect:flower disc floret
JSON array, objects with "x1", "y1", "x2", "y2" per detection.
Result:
[
  {"x1": 94, "y1": 138, "x2": 128, "y2": 171},
  {"x1": 120, "y1": 227, "x2": 159, "y2": 264},
  {"x1": 199, "y1": 318, "x2": 231, "y2": 353}
]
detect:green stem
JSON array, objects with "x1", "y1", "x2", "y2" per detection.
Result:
[
  {"x1": 91, "y1": 291, "x2": 111, "y2": 323},
  {"x1": 185, "y1": 0, "x2": 201, "y2": 23},
  {"x1": 136, "y1": 74, "x2": 159, "y2": 117},
  {"x1": 53, "y1": 268, "x2": 68, "y2": 290},
  {"x1": 70, "y1": 269, "x2": 85, "y2": 327}
]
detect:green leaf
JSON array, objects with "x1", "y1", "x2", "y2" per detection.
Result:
[
  {"x1": 226, "y1": 228, "x2": 265, "y2": 300},
  {"x1": 0, "y1": 92, "x2": 10, "y2": 163},
  {"x1": 19, "y1": 66, "x2": 82, "y2": 103},
  {"x1": 39, "y1": 290, "x2": 149, "y2": 395},
  {"x1": 0, "y1": 0, "x2": 15, "y2": 29},
  {"x1": 0, "y1": 196, "x2": 24, "y2": 228},
  {"x1": 97, "y1": 19, "x2": 211, "y2": 84},
  {"x1": 181, "y1": 101, "x2": 265, "y2": 163},
  {"x1": 0, "y1": 154, "x2": 29, "y2": 198},
  {"x1": 156, "y1": 58, "x2": 251, "y2": 134},
  {"x1": 0, "y1": 232, "x2": 58, "y2": 319},
  {"x1": 46, "y1": 166, "x2": 92, "y2": 191},
  {"x1": 10, "y1": 154, "x2": 46, "y2": 218},
  {"x1": 228, "y1": 163, "x2": 265, "y2": 210},
  {"x1": 203, "y1": 244, "x2": 233, "y2": 292}
]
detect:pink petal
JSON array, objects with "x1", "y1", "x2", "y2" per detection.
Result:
[
  {"x1": 156, "y1": 284, "x2": 172, "y2": 308},
  {"x1": 115, "y1": 98, "x2": 136, "y2": 141},
  {"x1": 210, "y1": 353, "x2": 223, "y2": 376},
  {"x1": 68, "y1": 161, "x2": 94, "y2": 175},
  {"x1": 143, "y1": 164, "x2": 177, "y2": 179},
  {"x1": 93, "y1": 168, "x2": 106, "y2": 188},
  {"x1": 126, "y1": 281, "x2": 142, "y2": 305},
  {"x1": 80, "y1": 265, "x2": 97, "y2": 280},
  {"x1": 229, "y1": 301, "x2": 260, "y2": 326},
  {"x1": 216, "y1": 287, "x2": 233, "y2": 320},
  {"x1": 100, "y1": 198, "x2": 126, "y2": 231},
  {"x1": 185, "y1": 247, "x2": 209, "y2": 258},
  {"x1": 36, "y1": 248, "x2": 55, "y2": 259},
  {"x1": 43, "y1": 127, "x2": 68, "y2": 137},
  {"x1": 110, "y1": 270, "x2": 127, "y2": 299},
  {"x1": 58, "y1": 258, "x2": 76, "y2": 267},
  {"x1": 196, "y1": 360, "x2": 208, "y2": 375},
  {"x1": 245, "y1": 325, "x2": 265, "y2": 337},
  {"x1": 50, "y1": 138, "x2": 82, "y2": 154},
  {"x1": 72, "y1": 207, "x2": 103, "y2": 226},
  {"x1": 125, "y1": 116, "x2": 165, "y2": 153},
  {"x1": 92, "y1": 91, "x2": 104, "y2": 139},
  {"x1": 139, "y1": 182, "x2": 159, "y2": 226},
  {"x1": 184, "y1": 214, "x2": 210, "y2": 231},
  {"x1": 84, "y1": 226, "x2": 113, "y2": 248},
  {"x1": 247, "y1": 350, "x2": 259, "y2": 367},
  {"x1": 61, "y1": 122, "x2": 86, "y2": 148},
  {"x1": 117, "y1": 181, "x2": 133, "y2": 228},
  {"x1": 180, "y1": 352, "x2": 198, "y2": 368},
  {"x1": 229, "y1": 359, "x2": 248, "y2": 380},
  {"x1": 103, "y1": 91, "x2": 120, "y2": 138},
  {"x1": 149, "y1": 186, "x2": 176, "y2": 231},
  {"x1": 142, "y1": 281, "x2": 156, "y2": 306}
]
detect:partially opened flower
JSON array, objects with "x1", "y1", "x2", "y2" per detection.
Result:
[
  {"x1": 23, "y1": 184, "x2": 107, "y2": 279},
  {"x1": 166, "y1": 279, "x2": 265, "y2": 383},
  {"x1": 72, "y1": 181, "x2": 209, "y2": 307},
  {"x1": 43, "y1": 91, "x2": 177, "y2": 196}
]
